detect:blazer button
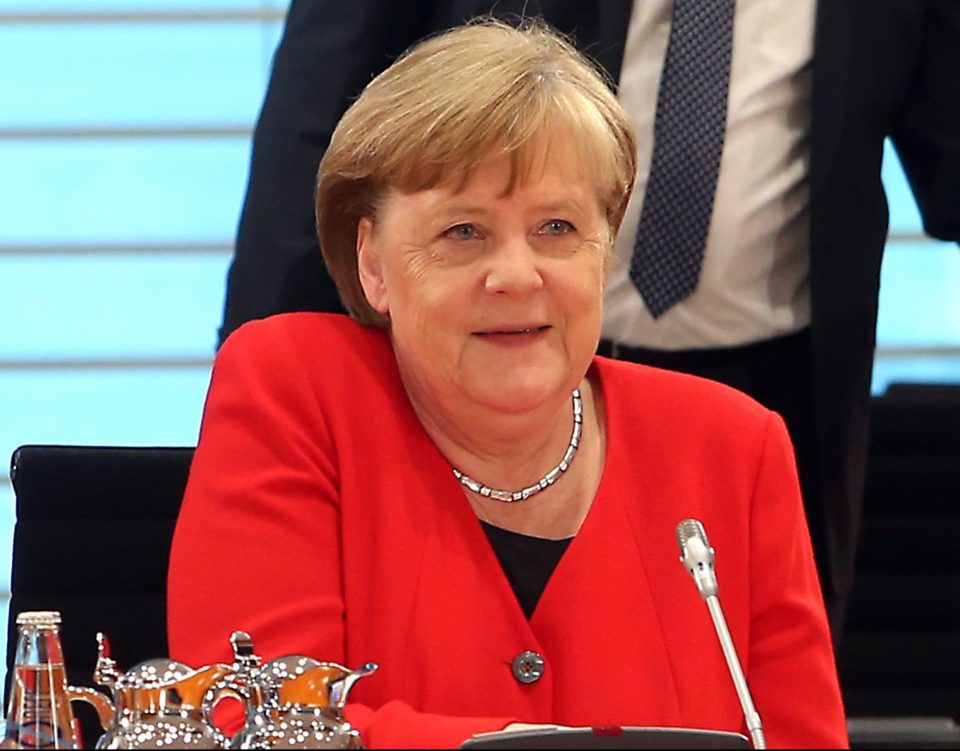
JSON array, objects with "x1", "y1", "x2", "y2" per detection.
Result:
[{"x1": 512, "y1": 650, "x2": 545, "y2": 684}]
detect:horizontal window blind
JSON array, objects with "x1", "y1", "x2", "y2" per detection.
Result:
[{"x1": 0, "y1": 1, "x2": 289, "y2": 688}]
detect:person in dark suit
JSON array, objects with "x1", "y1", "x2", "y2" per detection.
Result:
[{"x1": 219, "y1": 0, "x2": 960, "y2": 640}]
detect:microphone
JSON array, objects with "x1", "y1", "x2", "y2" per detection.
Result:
[{"x1": 676, "y1": 519, "x2": 767, "y2": 750}]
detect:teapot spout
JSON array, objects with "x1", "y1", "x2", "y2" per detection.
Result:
[{"x1": 329, "y1": 662, "x2": 378, "y2": 709}]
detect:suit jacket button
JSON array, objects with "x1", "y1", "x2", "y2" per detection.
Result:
[{"x1": 512, "y1": 650, "x2": 545, "y2": 684}]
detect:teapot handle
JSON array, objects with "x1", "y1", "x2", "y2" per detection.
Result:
[
  {"x1": 201, "y1": 676, "x2": 255, "y2": 745},
  {"x1": 65, "y1": 685, "x2": 115, "y2": 731}
]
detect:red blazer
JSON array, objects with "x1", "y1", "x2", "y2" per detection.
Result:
[{"x1": 168, "y1": 314, "x2": 847, "y2": 749}]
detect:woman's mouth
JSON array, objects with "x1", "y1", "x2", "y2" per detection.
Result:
[{"x1": 474, "y1": 325, "x2": 551, "y2": 345}]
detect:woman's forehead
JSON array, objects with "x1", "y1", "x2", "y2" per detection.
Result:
[
  {"x1": 405, "y1": 130, "x2": 600, "y2": 197},
  {"x1": 388, "y1": 156, "x2": 599, "y2": 218}
]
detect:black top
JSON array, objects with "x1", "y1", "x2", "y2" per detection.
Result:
[{"x1": 480, "y1": 521, "x2": 574, "y2": 620}]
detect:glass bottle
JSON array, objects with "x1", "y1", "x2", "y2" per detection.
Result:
[{"x1": 3, "y1": 611, "x2": 81, "y2": 749}]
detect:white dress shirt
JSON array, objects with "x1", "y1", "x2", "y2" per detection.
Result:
[{"x1": 602, "y1": 0, "x2": 817, "y2": 349}]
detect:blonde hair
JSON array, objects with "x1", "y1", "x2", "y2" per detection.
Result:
[{"x1": 316, "y1": 18, "x2": 638, "y2": 327}]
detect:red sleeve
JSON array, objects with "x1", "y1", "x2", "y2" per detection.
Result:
[
  {"x1": 746, "y1": 414, "x2": 849, "y2": 749},
  {"x1": 167, "y1": 321, "x2": 515, "y2": 748}
]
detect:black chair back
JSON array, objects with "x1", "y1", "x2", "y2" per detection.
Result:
[
  {"x1": 6, "y1": 444, "x2": 193, "y2": 742},
  {"x1": 840, "y1": 387, "x2": 960, "y2": 722}
]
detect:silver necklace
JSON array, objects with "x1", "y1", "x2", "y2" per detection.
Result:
[{"x1": 452, "y1": 389, "x2": 583, "y2": 503}]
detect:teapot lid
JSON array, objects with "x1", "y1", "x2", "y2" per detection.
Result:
[
  {"x1": 261, "y1": 655, "x2": 324, "y2": 682},
  {"x1": 116, "y1": 658, "x2": 195, "y2": 689}
]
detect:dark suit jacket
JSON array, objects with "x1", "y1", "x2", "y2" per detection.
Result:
[{"x1": 221, "y1": 0, "x2": 960, "y2": 621}]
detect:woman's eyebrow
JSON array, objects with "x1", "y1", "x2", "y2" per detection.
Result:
[
  {"x1": 430, "y1": 204, "x2": 490, "y2": 222},
  {"x1": 536, "y1": 199, "x2": 582, "y2": 212}
]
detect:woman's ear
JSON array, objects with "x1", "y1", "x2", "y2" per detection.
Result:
[{"x1": 357, "y1": 217, "x2": 389, "y2": 314}]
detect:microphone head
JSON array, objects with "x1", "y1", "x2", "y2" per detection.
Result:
[
  {"x1": 676, "y1": 518, "x2": 710, "y2": 550},
  {"x1": 676, "y1": 518, "x2": 718, "y2": 598}
]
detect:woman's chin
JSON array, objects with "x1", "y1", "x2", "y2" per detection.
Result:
[{"x1": 463, "y1": 370, "x2": 571, "y2": 416}]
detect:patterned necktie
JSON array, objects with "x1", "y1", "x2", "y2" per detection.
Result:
[{"x1": 629, "y1": 0, "x2": 736, "y2": 318}]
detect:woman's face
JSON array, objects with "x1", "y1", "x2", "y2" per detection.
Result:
[{"x1": 357, "y1": 138, "x2": 610, "y2": 416}]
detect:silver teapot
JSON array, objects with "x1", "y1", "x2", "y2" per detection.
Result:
[
  {"x1": 207, "y1": 632, "x2": 377, "y2": 749},
  {"x1": 92, "y1": 632, "x2": 238, "y2": 749}
]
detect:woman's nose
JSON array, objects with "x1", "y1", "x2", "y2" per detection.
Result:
[{"x1": 484, "y1": 237, "x2": 545, "y2": 295}]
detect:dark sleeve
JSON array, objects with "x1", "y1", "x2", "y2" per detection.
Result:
[
  {"x1": 220, "y1": 1, "x2": 436, "y2": 345},
  {"x1": 890, "y1": 0, "x2": 960, "y2": 243}
]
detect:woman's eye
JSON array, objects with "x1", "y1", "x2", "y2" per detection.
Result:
[
  {"x1": 539, "y1": 219, "x2": 574, "y2": 236},
  {"x1": 442, "y1": 223, "x2": 481, "y2": 241}
]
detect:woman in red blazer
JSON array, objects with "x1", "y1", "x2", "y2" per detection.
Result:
[{"x1": 168, "y1": 20, "x2": 847, "y2": 749}]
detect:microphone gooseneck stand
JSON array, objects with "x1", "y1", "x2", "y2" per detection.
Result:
[{"x1": 676, "y1": 519, "x2": 767, "y2": 750}]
